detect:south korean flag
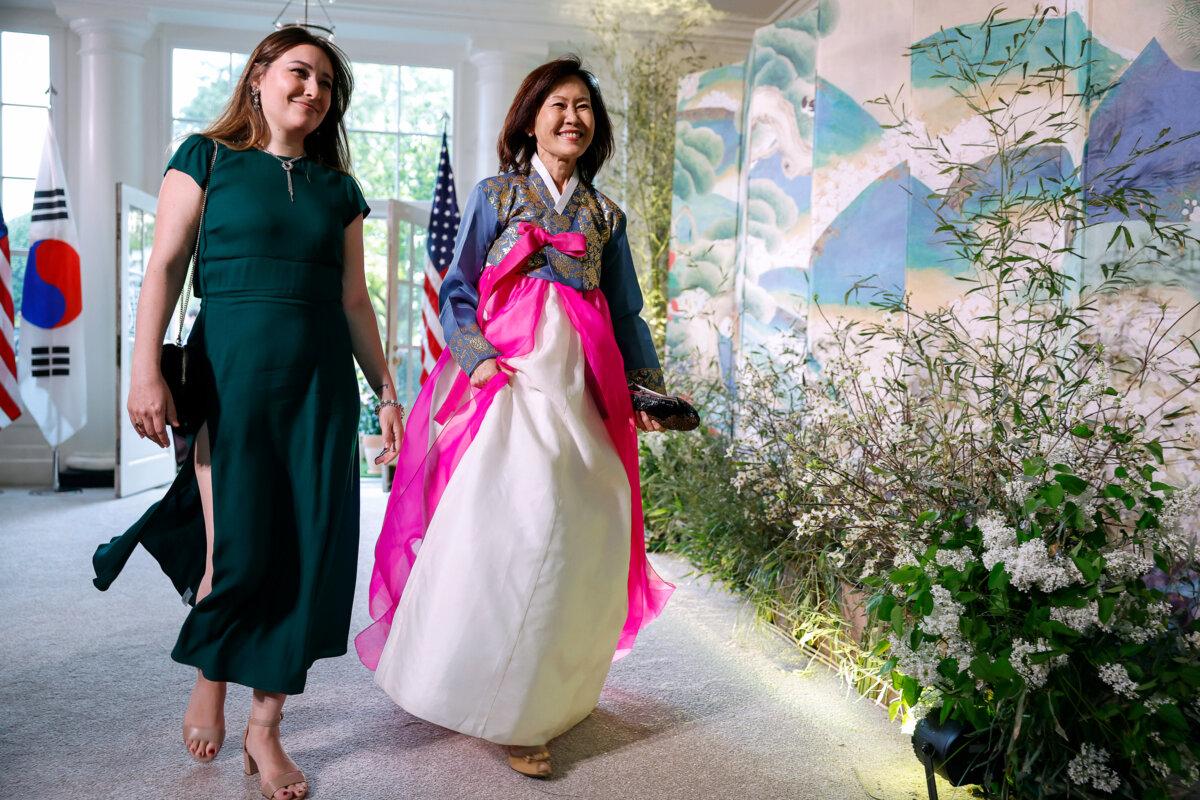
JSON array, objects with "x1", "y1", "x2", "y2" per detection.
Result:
[{"x1": 18, "y1": 120, "x2": 86, "y2": 448}]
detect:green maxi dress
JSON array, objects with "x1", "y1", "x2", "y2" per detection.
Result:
[{"x1": 93, "y1": 134, "x2": 369, "y2": 695}]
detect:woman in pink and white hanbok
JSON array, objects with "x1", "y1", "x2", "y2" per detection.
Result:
[{"x1": 356, "y1": 56, "x2": 673, "y2": 777}]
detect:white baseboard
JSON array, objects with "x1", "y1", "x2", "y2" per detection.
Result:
[{"x1": 0, "y1": 415, "x2": 53, "y2": 486}]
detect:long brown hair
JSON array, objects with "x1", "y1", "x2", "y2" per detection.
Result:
[
  {"x1": 497, "y1": 55, "x2": 613, "y2": 186},
  {"x1": 202, "y1": 27, "x2": 354, "y2": 173}
]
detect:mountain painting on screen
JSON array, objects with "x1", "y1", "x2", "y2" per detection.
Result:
[{"x1": 1085, "y1": 38, "x2": 1200, "y2": 224}]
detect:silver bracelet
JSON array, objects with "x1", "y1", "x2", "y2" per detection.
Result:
[{"x1": 374, "y1": 399, "x2": 404, "y2": 417}]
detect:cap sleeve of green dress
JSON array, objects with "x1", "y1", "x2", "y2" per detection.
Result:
[
  {"x1": 165, "y1": 134, "x2": 215, "y2": 188},
  {"x1": 344, "y1": 174, "x2": 371, "y2": 226}
]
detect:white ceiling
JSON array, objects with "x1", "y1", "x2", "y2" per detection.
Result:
[
  {"x1": 5, "y1": 0, "x2": 817, "y2": 69},
  {"x1": 8, "y1": 0, "x2": 811, "y2": 33}
]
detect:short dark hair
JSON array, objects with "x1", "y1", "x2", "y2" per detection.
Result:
[{"x1": 496, "y1": 55, "x2": 614, "y2": 185}]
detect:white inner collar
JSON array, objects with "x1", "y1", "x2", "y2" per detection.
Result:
[{"x1": 532, "y1": 153, "x2": 579, "y2": 215}]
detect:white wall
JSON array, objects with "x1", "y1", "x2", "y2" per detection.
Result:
[{"x1": 0, "y1": 0, "x2": 756, "y2": 486}]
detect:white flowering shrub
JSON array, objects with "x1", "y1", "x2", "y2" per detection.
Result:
[
  {"x1": 824, "y1": 11, "x2": 1200, "y2": 800},
  {"x1": 647, "y1": 8, "x2": 1200, "y2": 797},
  {"x1": 760, "y1": 8, "x2": 1200, "y2": 799}
]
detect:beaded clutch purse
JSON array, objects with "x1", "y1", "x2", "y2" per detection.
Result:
[{"x1": 629, "y1": 383, "x2": 700, "y2": 431}]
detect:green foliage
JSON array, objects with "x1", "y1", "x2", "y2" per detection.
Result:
[
  {"x1": 640, "y1": 367, "x2": 894, "y2": 700},
  {"x1": 179, "y1": 68, "x2": 237, "y2": 124},
  {"x1": 7, "y1": 213, "x2": 30, "y2": 321},
  {"x1": 357, "y1": 369, "x2": 381, "y2": 435},
  {"x1": 645, "y1": 5, "x2": 1200, "y2": 798},
  {"x1": 796, "y1": 6, "x2": 1200, "y2": 798}
]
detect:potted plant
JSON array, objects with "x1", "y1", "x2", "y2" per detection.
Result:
[{"x1": 358, "y1": 372, "x2": 384, "y2": 476}]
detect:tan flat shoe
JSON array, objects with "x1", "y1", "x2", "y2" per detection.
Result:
[
  {"x1": 243, "y1": 713, "x2": 308, "y2": 799},
  {"x1": 506, "y1": 745, "x2": 552, "y2": 778},
  {"x1": 183, "y1": 722, "x2": 225, "y2": 762}
]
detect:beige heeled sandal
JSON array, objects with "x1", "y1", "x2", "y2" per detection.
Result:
[
  {"x1": 506, "y1": 745, "x2": 552, "y2": 778},
  {"x1": 182, "y1": 722, "x2": 225, "y2": 762},
  {"x1": 242, "y1": 713, "x2": 308, "y2": 799}
]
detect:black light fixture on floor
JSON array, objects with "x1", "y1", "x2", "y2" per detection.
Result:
[{"x1": 911, "y1": 716, "x2": 996, "y2": 800}]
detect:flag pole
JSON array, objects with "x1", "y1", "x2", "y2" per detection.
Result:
[{"x1": 22, "y1": 90, "x2": 84, "y2": 496}]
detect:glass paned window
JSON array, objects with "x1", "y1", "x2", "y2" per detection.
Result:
[
  {"x1": 170, "y1": 48, "x2": 248, "y2": 144},
  {"x1": 346, "y1": 62, "x2": 453, "y2": 201},
  {"x1": 1, "y1": 30, "x2": 52, "y2": 330}
]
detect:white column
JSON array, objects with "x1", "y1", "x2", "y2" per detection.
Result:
[
  {"x1": 467, "y1": 47, "x2": 546, "y2": 185},
  {"x1": 55, "y1": 3, "x2": 153, "y2": 467}
]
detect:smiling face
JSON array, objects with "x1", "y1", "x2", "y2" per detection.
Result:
[
  {"x1": 530, "y1": 76, "x2": 595, "y2": 167},
  {"x1": 252, "y1": 43, "x2": 333, "y2": 140}
]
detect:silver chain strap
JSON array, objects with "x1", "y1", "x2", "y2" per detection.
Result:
[{"x1": 173, "y1": 140, "x2": 220, "y2": 346}]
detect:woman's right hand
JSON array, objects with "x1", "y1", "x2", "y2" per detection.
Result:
[
  {"x1": 470, "y1": 358, "x2": 501, "y2": 388},
  {"x1": 128, "y1": 369, "x2": 179, "y2": 448}
]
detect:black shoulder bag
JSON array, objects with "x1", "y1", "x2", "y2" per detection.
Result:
[{"x1": 160, "y1": 139, "x2": 218, "y2": 436}]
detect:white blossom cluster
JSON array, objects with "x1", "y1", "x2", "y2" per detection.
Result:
[
  {"x1": 642, "y1": 432, "x2": 667, "y2": 460},
  {"x1": 940, "y1": 636, "x2": 975, "y2": 673},
  {"x1": 977, "y1": 512, "x2": 1014, "y2": 549},
  {"x1": 791, "y1": 506, "x2": 841, "y2": 541},
  {"x1": 1113, "y1": 620, "x2": 1158, "y2": 645},
  {"x1": 934, "y1": 547, "x2": 975, "y2": 572},
  {"x1": 888, "y1": 552, "x2": 918, "y2": 598},
  {"x1": 1049, "y1": 601, "x2": 1106, "y2": 634},
  {"x1": 1008, "y1": 540, "x2": 1083, "y2": 591},
  {"x1": 1067, "y1": 742, "x2": 1122, "y2": 793},
  {"x1": 804, "y1": 392, "x2": 852, "y2": 429},
  {"x1": 1010, "y1": 637, "x2": 1065, "y2": 688},
  {"x1": 1037, "y1": 434, "x2": 1079, "y2": 474},
  {"x1": 979, "y1": 512, "x2": 1082, "y2": 592},
  {"x1": 1102, "y1": 547, "x2": 1154, "y2": 582},
  {"x1": 1158, "y1": 485, "x2": 1200, "y2": 555},
  {"x1": 1098, "y1": 662, "x2": 1140, "y2": 699},
  {"x1": 1002, "y1": 479, "x2": 1033, "y2": 506},
  {"x1": 1087, "y1": 289, "x2": 1200, "y2": 548},
  {"x1": 1144, "y1": 695, "x2": 1171, "y2": 712},
  {"x1": 1112, "y1": 600, "x2": 1171, "y2": 645},
  {"x1": 924, "y1": 586, "x2": 964, "y2": 639},
  {"x1": 1186, "y1": 631, "x2": 1200, "y2": 650},
  {"x1": 888, "y1": 633, "x2": 941, "y2": 685}
]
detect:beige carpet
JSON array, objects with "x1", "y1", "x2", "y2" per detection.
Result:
[{"x1": 0, "y1": 485, "x2": 969, "y2": 800}]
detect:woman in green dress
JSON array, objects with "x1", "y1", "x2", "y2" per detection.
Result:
[{"x1": 92, "y1": 27, "x2": 402, "y2": 800}]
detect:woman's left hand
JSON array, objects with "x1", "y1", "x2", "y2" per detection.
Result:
[
  {"x1": 635, "y1": 410, "x2": 664, "y2": 433},
  {"x1": 375, "y1": 405, "x2": 405, "y2": 465}
]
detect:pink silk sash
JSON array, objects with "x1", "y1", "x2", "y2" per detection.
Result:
[{"x1": 356, "y1": 223, "x2": 674, "y2": 670}]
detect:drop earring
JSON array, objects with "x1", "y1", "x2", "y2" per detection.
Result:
[{"x1": 251, "y1": 87, "x2": 261, "y2": 109}]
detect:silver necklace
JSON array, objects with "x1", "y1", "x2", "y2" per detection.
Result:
[{"x1": 262, "y1": 149, "x2": 304, "y2": 202}]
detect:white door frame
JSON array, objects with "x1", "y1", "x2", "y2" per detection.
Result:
[{"x1": 115, "y1": 182, "x2": 177, "y2": 497}]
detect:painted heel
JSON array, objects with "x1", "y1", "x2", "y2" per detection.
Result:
[
  {"x1": 243, "y1": 713, "x2": 308, "y2": 798},
  {"x1": 506, "y1": 745, "x2": 552, "y2": 778},
  {"x1": 242, "y1": 726, "x2": 258, "y2": 776}
]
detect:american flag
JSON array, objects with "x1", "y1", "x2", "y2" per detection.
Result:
[
  {"x1": 0, "y1": 204, "x2": 19, "y2": 428},
  {"x1": 421, "y1": 131, "x2": 460, "y2": 384}
]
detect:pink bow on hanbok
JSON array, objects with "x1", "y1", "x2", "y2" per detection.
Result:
[
  {"x1": 433, "y1": 222, "x2": 587, "y2": 425},
  {"x1": 356, "y1": 221, "x2": 674, "y2": 671}
]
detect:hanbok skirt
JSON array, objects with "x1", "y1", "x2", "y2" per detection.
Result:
[{"x1": 357, "y1": 268, "x2": 672, "y2": 745}]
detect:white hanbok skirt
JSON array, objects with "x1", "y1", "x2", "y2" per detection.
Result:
[{"x1": 373, "y1": 286, "x2": 631, "y2": 745}]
